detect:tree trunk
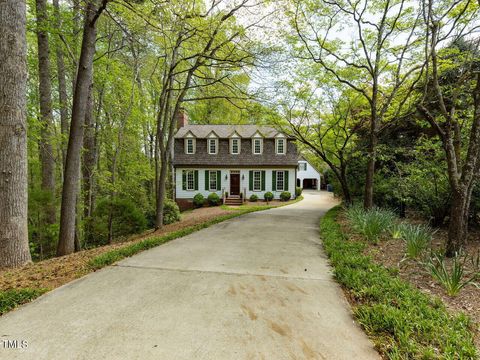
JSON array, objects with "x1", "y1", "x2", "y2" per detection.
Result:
[
  {"x1": 446, "y1": 187, "x2": 470, "y2": 257},
  {"x1": 155, "y1": 153, "x2": 169, "y2": 228},
  {"x1": 36, "y1": 0, "x2": 56, "y2": 225},
  {"x1": 58, "y1": 1, "x2": 101, "y2": 256},
  {"x1": 83, "y1": 85, "x2": 96, "y2": 221},
  {"x1": 0, "y1": 0, "x2": 32, "y2": 267},
  {"x1": 339, "y1": 166, "x2": 352, "y2": 205},
  {"x1": 52, "y1": 0, "x2": 69, "y2": 169},
  {"x1": 364, "y1": 123, "x2": 377, "y2": 209}
]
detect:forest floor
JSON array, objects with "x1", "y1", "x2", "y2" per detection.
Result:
[
  {"x1": 0, "y1": 199, "x2": 294, "y2": 294},
  {"x1": 337, "y1": 212, "x2": 480, "y2": 348}
]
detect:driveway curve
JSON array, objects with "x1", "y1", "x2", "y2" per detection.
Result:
[{"x1": 0, "y1": 191, "x2": 379, "y2": 360}]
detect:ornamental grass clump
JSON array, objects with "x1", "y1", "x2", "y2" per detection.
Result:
[
  {"x1": 346, "y1": 205, "x2": 396, "y2": 243},
  {"x1": 401, "y1": 224, "x2": 434, "y2": 259},
  {"x1": 425, "y1": 251, "x2": 479, "y2": 296}
]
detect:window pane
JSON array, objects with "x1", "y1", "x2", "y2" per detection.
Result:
[
  {"x1": 187, "y1": 139, "x2": 194, "y2": 153},
  {"x1": 253, "y1": 171, "x2": 261, "y2": 191},
  {"x1": 209, "y1": 139, "x2": 216, "y2": 154},
  {"x1": 277, "y1": 171, "x2": 284, "y2": 191},
  {"x1": 277, "y1": 139, "x2": 284, "y2": 154},
  {"x1": 209, "y1": 171, "x2": 217, "y2": 190},
  {"x1": 254, "y1": 139, "x2": 261, "y2": 154},
  {"x1": 232, "y1": 139, "x2": 239, "y2": 154},
  {"x1": 187, "y1": 171, "x2": 195, "y2": 190}
]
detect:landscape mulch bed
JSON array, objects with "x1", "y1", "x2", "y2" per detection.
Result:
[{"x1": 337, "y1": 212, "x2": 480, "y2": 348}]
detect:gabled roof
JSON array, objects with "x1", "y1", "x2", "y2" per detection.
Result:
[{"x1": 175, "y1": 125, "x2": 290, "y2": 139}]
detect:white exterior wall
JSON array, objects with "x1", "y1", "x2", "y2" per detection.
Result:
[
  {"x1": 297, "y1": 160, "x2": 321, "y2": 190},
  {"x1": 175, "y1": 167, "x2": 296, "y2": 200}
]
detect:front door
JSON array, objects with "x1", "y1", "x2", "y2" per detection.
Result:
[{"x1": 230, "y1": 173, "x2": 240, "y2": 195}]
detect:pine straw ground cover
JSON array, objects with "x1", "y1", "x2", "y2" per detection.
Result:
[
  {"x1": 0, "y1": 197, "x2": 302, "y2": 315},
  {"x1": 321, "y1": 206, "x2": 478, "y2": 359}
]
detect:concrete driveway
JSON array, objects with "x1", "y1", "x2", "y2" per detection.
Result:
[{"x1": 0, "y1": 191, "x2": 379, "y2": 360}]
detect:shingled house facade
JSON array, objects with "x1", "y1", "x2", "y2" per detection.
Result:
[{"x1": 172, "y1": 116, "x2": 298, "y2": 209}]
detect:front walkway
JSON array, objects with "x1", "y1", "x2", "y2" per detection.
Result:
[{"x1": 0, "y1": 191, "x2": 379, "y2": 360}]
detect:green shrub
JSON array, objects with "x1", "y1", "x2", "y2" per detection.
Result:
[
  {"x1": 346, "y1": 205, "x2": 396, "y2": 243},
  {"x1": 163, "y1": 199, "x2": 180, "y2": 225},
  {"x1": 295, "y1": 187, "x2": 303, "y2": 197},
  {"x1": 280, "y1": 191, "x2": 291, "y2": 201},
  {"x1": 321, "y1": 207, "x2": 477, "y2": 358},
  {"x1": 193, "y1": 193, "x2": 205, "y2": 208},
  {"x1": 401, "y1": 224, "x2": 433, "y2": 259},
  {"x1": 249, "y1": 194, "x2": 258, "y2": 202},
  {"x1": 91, "y1": 198, "x2": 147, "y2": 245},
  {"x1": 207, "y1": 193, "x2": 221, "y2": 206},
  {"x1": 425, "y1": 252, "x2": 479, "y2": 296},
  {"x1": 264, "y1": 191, "x2": 274, "y2": 202}
]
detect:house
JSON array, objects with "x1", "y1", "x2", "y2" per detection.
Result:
[
  {"x1": 297, "y1": 157, "x2": 322, "y2": 190},
  {"x1": 172, "y1": 113, "x2": 298, "y2": 209}
]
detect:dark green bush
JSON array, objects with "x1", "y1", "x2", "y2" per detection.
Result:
[
  {"x1": 163, "y1": 199, "x2": 180, "y2": 225},
  {"x1": 264, "y1": 191, "x2": 274, "y2": 202},
  {"x1": 91, "y1": 198, "x2": 147, "y2": 245},
  {"x1": 249, "y1": 194, "x2": 258, "y2": 202},
  {"x1": 295, "y1": 187, "x2": 303, "y2": 197},
  {"x1": 193, "y1": 193, "x2": 205, "y2": 208},
  {"x1": 280, "y1": 191, "x2": 291, "y2": 201},
  {"x1": 207, "y1": 193, "x2": 221, "y2": 206}
]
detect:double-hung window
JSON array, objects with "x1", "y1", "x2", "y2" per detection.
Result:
[
  {"x1": 276, "y1": 139, "x2": 285, "y2": 155},
  {"x1": 208, "y1": 139, "x2": 217, "y2": 154},
  {"x1": 231, "y1": 138, "x2": 240, "y2": 154},
  {"x1": 186, "y1": 170, "x2": 195, "y2": 190},
  {"x1": 209, "y1": 170, "x2": 217, "y2": 191},
  {"x1": 185, "y1": 138, "x2": 195, "y2": 154},
  {"x1": 276, "y1": 171, "x2": 285, "y2": 191},
  {"x1": 253, "y1": 171, "x2": 261, "y2": 191},
  {"x1": 298, "y1": 163, "x2": 307, "y2": 171},
  {"x1": 253, "y1": 139, "x2": 262, "y2": 154}
]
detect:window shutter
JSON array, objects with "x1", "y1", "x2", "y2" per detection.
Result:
[
  {"x1": 284, "y1": 170, "x2": 289, "y2": 191},
  {"x1": 272, "y1": 171, "x2": 277, "y2": 191},
  {"x1": 194, "y1": 170, "x2": 199, "y2": 190},
  {"x1": 205, "y1": 171, "x2": 209, "y2": 191},
  {"x1": 216, "y1": 171, "x2": 221, "y2": 190},
  {"x1": 261, "y1": 171, "x2": 265, "y2": 191},
  {"x1": 182, "y1": 171, "x2": 186, "y2": 191},
  {"x1": 249, "y1": 171, "x2": 253, "y2": 191}
]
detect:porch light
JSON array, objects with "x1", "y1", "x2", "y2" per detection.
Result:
[
  {"x1": 225, "y1": 174, "x2": 228, "y2": 180},
  {"x1": 241, "y1": 174, "x2": 245, "y2": 180}
]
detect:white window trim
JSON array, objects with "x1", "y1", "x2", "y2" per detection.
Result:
[
  {"x1": 276, "y1": 138, "x2": 286, "y2": 155},
  {"x1": 208, "y1": 138, "x2": 218, "y2": 155},
  {"x1": 276, "y1": 171, "x2": 285, "y2": 191},
  {"x1": 186, "y1": 170, "x2": 195, "y2": 191},
  {"x1": 230, "y1": 138, "x2": 241, "y2": 154},
  {"x1": 209, "y1": 170, "x2": 217, "y2": 191},
  {"x1": 253, "y1": 170, "x2": 262, "y2": 191},
  {"x1": 185, "y1": 138, "x2": 196, "y2": 154},
  {"x1": 252, "y1": 138, "x2": 263, "y2": 154}
]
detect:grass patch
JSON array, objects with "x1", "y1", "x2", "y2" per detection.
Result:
[
  {"x1": 320, "y1": 206, "x2": 477, "y2": 359},
  {"x1": 0, "y1": 288, "x2": 48, "y2": 315}
]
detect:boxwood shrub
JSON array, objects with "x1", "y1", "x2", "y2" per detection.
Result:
[
  {"x1": 249, "y1": 194, "x2": 258, "y2": 202},
  {"x1": 207, "y1": 193, "x2": 221, "y2": 206},
  {"x1": 264, "y1": 191, "x2": 273, "y2": 202},
  {"x1": 193, "y1": 193, "x2": 205, "y2": 208},
  {"x1": 280, "y1": 191, "x2": 291, "y2": 201}
]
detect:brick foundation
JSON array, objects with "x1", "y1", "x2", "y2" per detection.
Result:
[{"x1": 176, "y1": 198, "x2": 194, "y2": 211}]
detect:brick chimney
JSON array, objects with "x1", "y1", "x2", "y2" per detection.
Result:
[{"x1": 176, "y1": 108, "x2": 189, "y2": 129}]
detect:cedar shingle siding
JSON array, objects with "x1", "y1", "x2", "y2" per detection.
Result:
[{"x1": 173, "y1": 138, "x2": 298, "y2": 167}]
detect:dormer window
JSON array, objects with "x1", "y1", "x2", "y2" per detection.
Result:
[
  {"x1": 252, "y1": 138, "x2": 263, "y2": 154},
  {"x1": 230, "y1": 138, "x2": 240, "y2": 154},
  {"x1": 276, "y1": 138, "x2": 286, "y2": 155},
  {"x1": 185, "y1": 138, "x2": 195, "y2": 154},
  {"x1": 208, "y1": 138, "x2": 218, "y2": 154}
]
